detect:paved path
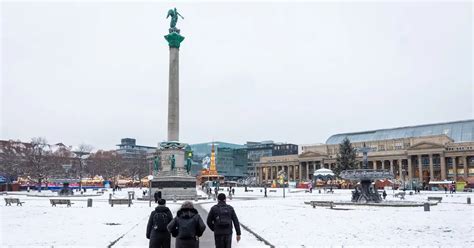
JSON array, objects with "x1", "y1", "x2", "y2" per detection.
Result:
[
  {"x1": 168, "y1": 204, "x2": 214, "y2": 247},
  {"x1": 115, "y1": 201, "x2": 268, "y2": 247}
]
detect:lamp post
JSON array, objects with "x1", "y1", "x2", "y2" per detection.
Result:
[
  {"x1": 148, "y1": 175, "x2": 153, "y2": 207},
  {"x1": 73, "y1": 151, "x2": 90, "y2": 192}
]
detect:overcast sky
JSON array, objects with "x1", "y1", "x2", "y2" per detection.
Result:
[{"x1": 1, "y1": 0, "x2": 472, "y2": 150}]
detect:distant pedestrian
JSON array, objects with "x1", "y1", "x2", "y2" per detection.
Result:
[
  {"x1": 207, "y1": 193, "x2": 241, "y2": 248},
  {"x1": 154, "y1": 191, "x2": 159, "y2": 203},
  {"x1": 382, "y1": 190, "x2": 387, "y2": 200},
  {"x1": 167, "y1": 201, "x2": 206, "y2": 248},
  {"x1": 214, "y1": 187, "x2": 218, "y2": 197},
  {"x1": 231, "y1": 188, "x2": 235, "y2": 196},
  {"x1": 147, "y1": 199, "x2": 173, "y2": 248},
  {"x1": 264, "y1": 186, "x2": 267, "y2": 198},
  {"x1": 444, "y1": 186, "x2": 448, "y2": 194}
]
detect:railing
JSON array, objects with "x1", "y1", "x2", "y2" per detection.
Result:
[{"x1": 340, "y1": 169, "x2": 394, "y2": 180}]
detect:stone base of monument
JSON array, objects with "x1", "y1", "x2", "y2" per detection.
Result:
[
  {"x1": 150, "y1": 174, "x2": 197, "y2": 200},
  {"x1": 146, "y1": 142, "x2": 198, "y2": 200}
]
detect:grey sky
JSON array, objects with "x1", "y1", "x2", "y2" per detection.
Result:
[{"x1": 1, "y1": 1, "x2": 472, "y2": 150}]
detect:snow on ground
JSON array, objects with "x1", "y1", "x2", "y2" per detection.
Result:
[
  {"x1": 202, "y1": 187, "x2": 474, "y2": 247},
  {"x1": 1, "y1": 187, "x2": 473, "y2": 247},
  {"x1": 0, "y1": 188, "x2": 266, "y2": 247}
]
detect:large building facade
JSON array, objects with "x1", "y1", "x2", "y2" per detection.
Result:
[
  {"x1": 246, "y1": 141, "x2": 299, "y2": 178},
  {"x1": 257, "y1": 120, "x2": 474, "y2": 185}
]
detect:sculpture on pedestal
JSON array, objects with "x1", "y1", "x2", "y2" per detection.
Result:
[
  {"x1": 170, "y1": 154, "x2": 176, "y2": 171},
  {"x1": 153, "y1": 156, "x2": 161, "y2": 173},
  {"x1": 340, "y1": 143, "x2": 394, "y2": 203},
  {"x1": 186, "y1": 158, "x2": 192, "y2": 174},
  {"x1": 167, "y1": 8, "x2": 184, "y2": 32}
]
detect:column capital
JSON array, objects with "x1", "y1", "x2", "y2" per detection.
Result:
[{"x1": 165, "y1": 32, "x2": 185, "y2": 48}]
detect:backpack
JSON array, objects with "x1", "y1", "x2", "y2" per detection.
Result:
[
  {"x1": 176, "y1": 217, "x2": 196, "y2": 239},
  {"x1": 153, "y1": 211, "x2": 169, "y2": 232},
  {"x1": 215, "y1": 205, "x2": 232, "y2": 229}
]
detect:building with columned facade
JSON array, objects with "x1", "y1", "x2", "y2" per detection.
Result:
[{"x1": 257, "y1": 120, "x2": 474, "y2": 186}]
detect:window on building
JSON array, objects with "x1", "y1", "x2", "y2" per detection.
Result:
[{"x1": 395, "y1": 142, "x2": 403, "y2": 150}]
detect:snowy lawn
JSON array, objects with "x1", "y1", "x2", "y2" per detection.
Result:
[
  {"x1": 0, "y1": 188, "x2": 266, "y2": 247},
  {"x1": 202, "y1": 187, "x2": 474, "y2": 247}
]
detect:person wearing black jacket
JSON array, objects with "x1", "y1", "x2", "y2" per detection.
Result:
[
  {"x1": 146, "y1": 199, "x2": 173, "y2": 248},
  {"x1": 207, "y1": 193, "x2": 241, "y2": 248},
  {"x1": 167, "y1": 201, "x2": 206, "y2": 248}
]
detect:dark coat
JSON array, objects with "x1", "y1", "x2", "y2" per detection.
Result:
[
  {"x1": 146, "y1": 205, "x2": 173, "y2": 240},
  {"x1": 206, "y1": 201, "x2": 241, "y2": 236},
  {"x1": 167, "y1": 207, "x2": 206, "y2": 248}
]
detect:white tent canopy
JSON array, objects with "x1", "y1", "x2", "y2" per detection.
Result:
[{"x1": 313, "y1": 168, "x2": 335, "y2": 177}]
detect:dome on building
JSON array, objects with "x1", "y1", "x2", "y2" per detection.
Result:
[{"x1": 326, "y1": 120, "x2": 474, "y2": 145}]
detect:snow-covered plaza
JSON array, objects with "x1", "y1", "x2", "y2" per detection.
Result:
[{"x1": 1, "y1": 187, "x2": 473, "y2": 247}]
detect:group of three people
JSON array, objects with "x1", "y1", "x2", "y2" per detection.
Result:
[{"x1": 146, "y1": 193, "x2": 241, "y2": 248}]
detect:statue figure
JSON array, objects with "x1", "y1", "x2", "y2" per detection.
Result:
[
  {"x1": 186, "y1": 157, "x2": 192, "y2": 174},
  {"x1": 153, "y1": 156, "x2": 161, "y2": 173},
  {"x1": 167, "y1": 8, "x2": 184, "y2": 30},
  {"x1": 170, "y1": 154, "x2": 176, "y2": 170}
]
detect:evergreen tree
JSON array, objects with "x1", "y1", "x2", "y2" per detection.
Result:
[{"x1": 334, "y1": 138, "x2": 357, "y2": 177}]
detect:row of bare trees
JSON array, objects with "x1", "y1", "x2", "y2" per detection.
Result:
[{"x1": 0, "y1": 137, "x2": 150, "y2": 188}]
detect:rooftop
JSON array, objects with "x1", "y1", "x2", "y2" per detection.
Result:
[{"x1": 326, "y1": 120, "x2": 474, "y2": 145}]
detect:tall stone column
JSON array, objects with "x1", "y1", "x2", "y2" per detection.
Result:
[
  {"x1": 305, "y1": 162, "x2": 309, "y2": 181},
  {"x1": 372, "y1": 161, "x2": 377, "y2": 170},
  {"x1": 440, "y1": 154, "x2": 446, "y2": 180},
  {"x1": 463, "y1": 156, "x2": 468, "y2": 178},
  {"x1": 165, "y1": 32, "x2": 185, "y2": 141},
  {"x1": 398, "y1": 159, "x2": 403, "y2": 179},
  {"x1": 452, "y1": 157, "x2": 457, "y2": 180},
  {"x1": 417, "y1": 155, "x2": 423, "y2": 181},
  {"x1": 265, "y1": 167, "x2": 269, "y2": 182},
  {"x1": 390, "y1": 160, "x2": 394, "y2": 174},
  {"x1": 299, "y1": 164, "x2": 302, "y2": 181},
  {"x1": 429, "y1": 154, "x2": 434, "y2": 181},
  {"x1": 408, "y1": 156, "x2": 413, "y2": 180}
]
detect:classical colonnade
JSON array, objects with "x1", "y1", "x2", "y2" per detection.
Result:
[{"x1": 258, "y1": 154, "x2": 471, "y2": 183}]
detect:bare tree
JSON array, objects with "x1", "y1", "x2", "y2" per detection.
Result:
[
  {"x1": 25, "y1": 137, "x2": 52, "y2": 192},
  {"x1": 0, "y1": 140, "x2": 29, "y2": 189},
  {"x1": 88, "y1": 150, "x2": 123, "y2": 186},
  {"x1": 50, "y1": 143, "x2": 75, "y2": 178},
  {"x1": 122, "y1": 155, "x2": 149, "y2": 181}
]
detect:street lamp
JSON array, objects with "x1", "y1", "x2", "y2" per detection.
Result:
[
  {"x1": 148, "y1": 175, "x2": 154, "y2": 207},
  {"x1": 62, "y1": 164, "x2": 72, "y2": 179},
  {"x1": 73, "y1": 151, "x2": 90, "y2": 192}
]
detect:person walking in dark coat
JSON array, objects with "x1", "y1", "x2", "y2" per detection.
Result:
[
  {"x1": 207, "y1": 193, "x2": 241, "y2": 248},
  {"x1": 146, "y1": 199, "x2": 173, "y2": 248},
  {"x1": 167, "y1": 201, "x2": 206, "y2": 248},
  {"x1": 154, "y1": 191, "x2": 160, "y2": 203}
]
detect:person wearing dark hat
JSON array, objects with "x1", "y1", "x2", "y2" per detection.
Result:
[
  {"x1": 146, "y1": 199, "x2": 173, "y2": 248},
  {"x1": 207, "y1": 193, "x2": 241, "y2": 248},
  {"x1": 167, "y1": 201, "x2": 206, "y2": 248}
]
